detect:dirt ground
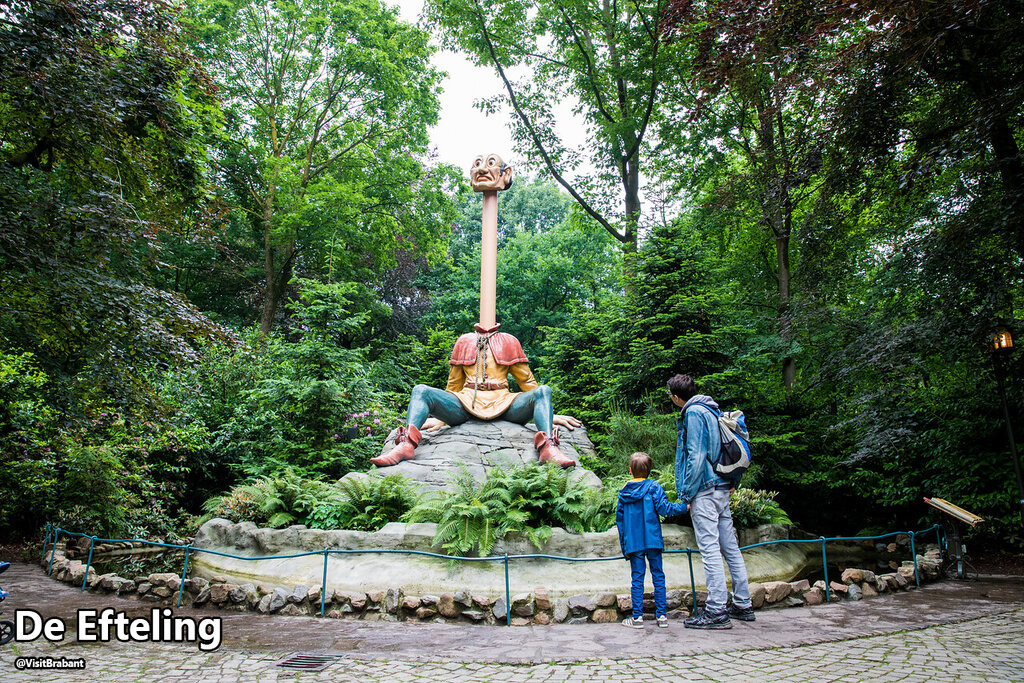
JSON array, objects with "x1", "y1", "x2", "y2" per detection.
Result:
[{"x1": 969, "y1": 549, "x2": 1024, "y2": 575}]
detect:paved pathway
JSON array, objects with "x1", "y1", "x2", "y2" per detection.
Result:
[{"x1": 2, "y1": 562, "x2": 1022, "y2": 681}]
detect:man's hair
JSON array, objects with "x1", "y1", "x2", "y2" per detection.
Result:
[
  {"x1": 667, "y1": 373, "x2": 697, "y2": 401},
  {"x1": 629, "y1": 452, "x2": 653, "y2": 479}
]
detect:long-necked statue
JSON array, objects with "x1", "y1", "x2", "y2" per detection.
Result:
[{"x1": 371, "y1": 154, "x2": 579, "y2": 469}]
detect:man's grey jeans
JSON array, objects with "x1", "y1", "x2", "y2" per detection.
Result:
[{"x1": 691, "y1": 488, "x2": 752, "y2": 612}]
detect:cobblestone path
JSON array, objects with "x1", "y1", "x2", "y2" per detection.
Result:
[{"x1": 5, "y1": 607, "x2": 1022, "y2": 682}]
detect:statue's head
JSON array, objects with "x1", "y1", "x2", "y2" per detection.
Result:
[{"x1": 470, "y1": 153, "x2": 513, "y2": 192}]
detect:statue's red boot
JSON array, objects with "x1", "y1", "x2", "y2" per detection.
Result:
[
  {"x1": 534, "y1": 428, "x2": 575, "y2": 468},
  {"x1": 370, "y1": 425, "x2": 422, "y2": 467}
]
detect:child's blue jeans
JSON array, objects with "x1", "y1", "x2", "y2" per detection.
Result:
[{"x1": 627, "y1": 549, "x2": 666, "y2": 619}]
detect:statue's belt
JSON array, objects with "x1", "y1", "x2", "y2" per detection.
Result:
[{"x1": 464, "y1": 381, "x2": 508, "y2": 391}]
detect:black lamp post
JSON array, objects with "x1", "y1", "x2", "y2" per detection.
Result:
[{"x1": 990, "y1": 325, "x2": 1023, "y2": 525}]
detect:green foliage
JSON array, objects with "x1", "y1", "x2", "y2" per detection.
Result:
[
  {"x1": 307, "y1": 475, "x2": 422, "y2": 532},
  {"x1": 2, "y1": 410, "x2": 200, "y2": 540},
  {"x1": 203, "y1": 471, "x2": 421, "y2": 532},
  {"x1": 540, "y1": 217, "x2": 730, "y2": 435},
  {"x1": 418, "y1": 183, "x2": 619, "y2": 358},
  {"x1": 199, "y1": 486, "x2": 265, "y2": 526},
  {"x1": 0, "y1": 349, "x2": 211, "y2": 539},
  {"x1": 486, "y1": 462, "x2": 591, "y2": 534},
  {"x1": 728, "y1": 489, "x2": 793, "y2": 530},
  {"x1": 160, "y1": 282, "x2": 407, "y2": 481},
  {"x1": 188, "y1": 0, "x2": 457, "y2": 331},
  {"x1": 203, "y1": 469, "x2": 335, "y2": 528},
  {"x1": 0, "y1": 0, "x2": 230, "y2": 415},
  {"x1": 407, "y1": 463, "x2": 603, "y2": 556},
  {"x1": 407, "y1": 468, "x2": 528, "y2": 556},
  {"x1": 593, "y1": 409, "x2": 679, "y2": 480}
]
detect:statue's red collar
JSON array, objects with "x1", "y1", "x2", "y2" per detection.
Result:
[
  {"x1": 473, "y1": 322, "x2": 501, "y2": 334},
  {"x1": 450, "y1": 326, "x2": 528, "y2": 366}
]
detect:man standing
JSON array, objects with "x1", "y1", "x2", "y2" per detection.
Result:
[{"x1": 668, "y1": 373, "x2": 755, "y2": 629}]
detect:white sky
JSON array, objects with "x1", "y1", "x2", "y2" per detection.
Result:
[
  {"x1": 391, "y1": 0, "x2": 586, "y2": 178},
  {"x1": 389, "y1": 1, "x2": 671, "y2": 227}
]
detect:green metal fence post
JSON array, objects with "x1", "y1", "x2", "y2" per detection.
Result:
[
  {"x1": 40, "y1": 524, "x2": 51, "y2": 563},
  {"x1": 504, "y1": 553, "x2": 511, "y2": 627},
  {"x1": 821, "y1": 538, "x2": 830, "y2": 603},
  {"x1": 910, "y1": 532, "x2": 919, "y2": 587},
  {"x1": 176, "y1": 546, "x2": 192, "y2": 607},
  {"x1": 47, "y1": 528, "x2": 60, "y2": 575},
  {"x1": 46, "y1": 528, "x2": 59, "y2": 577},
  {"x1": 81, "y1": 536, "x2": 96, "y2": 591},
  {"x1": 687, "y1": 550, "x2": 697, "y2": 613},
  {"x1": 321, "y1": 550, "x2": 329, "y2": 616}
]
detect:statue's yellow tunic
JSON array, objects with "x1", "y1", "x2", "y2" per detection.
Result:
[{"x1": 445, "y1": 349, "x2": 538, "y2": 420}]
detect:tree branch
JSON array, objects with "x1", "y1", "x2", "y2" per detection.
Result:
[{"x1": 470, "y1": 0, "x2": 625, "y2": 243}]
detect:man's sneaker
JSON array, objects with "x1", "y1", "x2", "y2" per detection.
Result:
[
  {"x1": 684, "y1": 609, "x2": 732, "y2": 630},
  {"x1": 657, "y1": 615, "x2": 669, "y2": 628},
  {"x1": 728, "y1": 605, "x2": 756, "y2": 622},
  {"x1": 621, "y1": 616, "x2": 644, "y2": 629}
]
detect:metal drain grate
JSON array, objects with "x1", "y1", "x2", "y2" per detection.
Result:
[{"x1": 274, "y1": 653, "x2": 346, "y2": 672}]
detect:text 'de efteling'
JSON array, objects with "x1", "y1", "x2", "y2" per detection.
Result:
[{"x1": 15, "y1": 608, "x2": 222, "y2": 651}]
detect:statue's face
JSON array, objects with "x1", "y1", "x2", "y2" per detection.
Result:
[{"x1": 470, "y1": 153, "x2": 513, "y2": 192}]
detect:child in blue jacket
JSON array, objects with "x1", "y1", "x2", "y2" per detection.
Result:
[{"x1": 616, "y1": 451, "x2": 689, "y2": 628}]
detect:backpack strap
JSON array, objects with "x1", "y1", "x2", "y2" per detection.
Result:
[
  {"x1": 690, "y1": 403, "x2": 721, "y2": 417},
  {"x1": 684, "y1": 403, "x2": 723, "y2": 468}
]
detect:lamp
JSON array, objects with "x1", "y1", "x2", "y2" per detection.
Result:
[
  {"x1": 990, "y1": 325, "x2": 1014, "y2": 353},
  {"x1": 990, "y1": 324, "x2": 1022, "y2": 525}
]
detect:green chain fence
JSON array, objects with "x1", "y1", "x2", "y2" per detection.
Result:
[{"x1": 40, "y1": 523, "x2": 945, "y2": 626}]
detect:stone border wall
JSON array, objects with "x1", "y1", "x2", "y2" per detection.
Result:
[{"x1": 39, "y1": 543, "x2": 943, "y2": 625}]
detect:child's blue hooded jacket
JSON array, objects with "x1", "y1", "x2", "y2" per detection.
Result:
[{"x1": 615, "y1": 478, "x2": 688, "y2": 557}]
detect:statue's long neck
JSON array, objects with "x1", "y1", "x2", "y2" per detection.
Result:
[{"x1": 479, "y1": 189, "x2": 498, "y2": 329}]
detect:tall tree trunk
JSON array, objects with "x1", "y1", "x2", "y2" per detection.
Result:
[
  {"x1": 259, "y1": 195, "x2": 278, "y2": 334},
  {"x1": 776, "y1": 227, "x2": 795, "y2": 390},
  {"x1": 756, "y1": 98, "x2": 797, "y2": 391},
  {"x1": 989, "y1": 116, "x2": 1024, "y2": 191},
  {"x1": 622, "y1": 156, "x2": 641, "y2": 277}
]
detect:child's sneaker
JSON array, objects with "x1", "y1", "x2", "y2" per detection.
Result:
[
  {"x1": 621, "y1": 616, "x2": 644, "y2": 629},
  {"x1": 657, "y1": 615, "x2": 669, "y2": 628}
]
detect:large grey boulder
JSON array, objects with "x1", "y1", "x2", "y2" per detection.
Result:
[
  {"x1": 360, "y1": 419, "x2": 602, "y2": 492},
  {"x1": 191, "y1": 518, "x2": 808, "y2": 598}
]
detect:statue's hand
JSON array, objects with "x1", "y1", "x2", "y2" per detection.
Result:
[
  {"x1": 553, "y1": 414, "x2": 581, "y2": 430},
  {"x1": 422, "y1": 417, "x2": 447, "y2": 433}
]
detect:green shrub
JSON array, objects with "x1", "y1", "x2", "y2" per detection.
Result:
[
  {"x1": 729, "y1": 489, "x2": 793, "y2": 529},
  {"x1": 406, "y1": 463, "x2": 606, "y2": 556},
  {"x1": 406, "y1": 467, "x2": 529, "y2": 556},
  {"x1": 202, "y1": 469, "x2": 336, "y2": 528},
  {"x1": 578, "y1": 479, "x2": 622, "y2": 533},
  {"x1": 307, "y1": 474, "x2": 422, "y2": 532},
  {"x1": 487, "y1": 462, "x2": 593, "y2": 533},
  {"x1": 0, "y1": 349, "x2": 199, "y2": 539},
  {"x1": 591, "y1": 407, "x2": 678, "y2": 479},
  {"x1": 201, "y1": 486, "x2": 267, "y2": 525}
]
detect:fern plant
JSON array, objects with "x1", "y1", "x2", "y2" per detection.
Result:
[
  {"x1": 406, "y1": 462, "x2": 608, "y2": 556},
  {"x1": 729, "y1": 489, "x2": 793, "y2": 529},
  {"x1": 202, "y1": 469, "x2": 337, "y2": 528},
  {"x1": 490, "y1": 462, "x2": 590, "y2": 534},
  {"x1": 307, "y1": 474, "x2": 421, "y2": 532},
  {"x1": 406, "y1": 468, "x2": 526, "y2": 556}
]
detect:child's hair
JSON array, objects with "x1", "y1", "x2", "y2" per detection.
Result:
[{"x1": 629, "y1": 452, "x2": 653, "y2": 479}]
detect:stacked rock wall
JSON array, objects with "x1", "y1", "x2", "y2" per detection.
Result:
[{"x1": 39, "y1": 543, "x2": 943, "y2": 624}]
